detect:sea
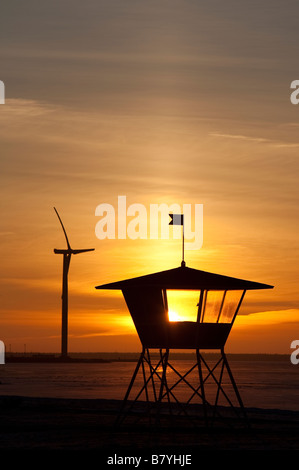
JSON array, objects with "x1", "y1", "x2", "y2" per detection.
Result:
[{"x1": 0, "y1": 354, "x2": 299, "y2": 411}]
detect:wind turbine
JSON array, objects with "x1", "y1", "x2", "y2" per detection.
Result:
[{"x1": 54, "y1": 207, "x2": 94, "y2": 359}]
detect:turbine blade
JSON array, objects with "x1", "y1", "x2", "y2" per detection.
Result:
[
  {"x1": 72, "y1": 248, "x2": 95, "y2": 254},
  {"x1": 54, "y1": 207, "x2": 71, "y2": 250}
]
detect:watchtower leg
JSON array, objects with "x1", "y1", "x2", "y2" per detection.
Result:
[
  {"x1": 114, "y1": 347, "x2": 145, "y2": 426},
  {"x1": 196, "y1": 349, "x2": 208, "y2": 426},
  {"x1": 221, "y1": 349, "x2": 249, "y2": 426}
]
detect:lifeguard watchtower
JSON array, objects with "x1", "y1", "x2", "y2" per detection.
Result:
[{"x1": 96, "y1": 262, "x2": 273, "y2": 426}]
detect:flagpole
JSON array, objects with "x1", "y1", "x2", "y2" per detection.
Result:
[
  {"x1": 169, "y1": 213, "x2": 185, "y2": 267},
  {"x1": 182, "y1": 218, "x2": 185, "y2": 267}
]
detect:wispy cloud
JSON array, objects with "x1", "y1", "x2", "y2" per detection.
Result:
[
  {"x1": 209, "y1": 131, "x2": 299, "y2": 149},
  {"x1": 209, "y1": 132, "x2": 270, "y2": 143},
  {"x1": 0, "y1": 231, "x2": 15, "y2": 236},
  {"x1": 236, "y1": 309, "x2": 299, "y2": 327}
]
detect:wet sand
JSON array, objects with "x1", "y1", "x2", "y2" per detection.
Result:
[{"x1": 0, "y1": 395, "x2": 299, "y2": 455}]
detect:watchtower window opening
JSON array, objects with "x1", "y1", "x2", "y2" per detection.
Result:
[
  {"x1": 166, "y1": 290, "x2": 199, "y2": 322},
  {"x1": 201, "y1": 290, "x2": 245, "y2": 324},
  {"x1": 201, "y1": 290, "x2": 224, "y2": 323}
]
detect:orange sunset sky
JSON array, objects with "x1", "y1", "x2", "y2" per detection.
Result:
[{"x1": 1, "y1": 0, "x2": 299, "y2": 354}]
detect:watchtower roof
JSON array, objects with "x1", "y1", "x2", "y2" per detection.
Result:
[{"x1": 96, "y1": 264, "x2": 273, "y2": 291}]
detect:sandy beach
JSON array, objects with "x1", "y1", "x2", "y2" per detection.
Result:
[
  {"x1": 1, "y1": 395, "x2": 299, "y2": 456},
  {"x1": 1, "y1": 356, "x2": 299, "y2": 456}
]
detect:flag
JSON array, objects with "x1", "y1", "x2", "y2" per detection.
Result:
[{"x1": 169, "y1": 214, "x2": 184, "y2": 225}]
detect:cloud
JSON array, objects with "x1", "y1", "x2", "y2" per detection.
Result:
[
  {"x1": 236, "y1": 309, "x2": 299, "y2": 327},
  {"x1": 209, "y1": 132, "x2": 271, "y2": 143},
  {"x1": 210, "y1": 132, "x2": 299, "y2": 149}
]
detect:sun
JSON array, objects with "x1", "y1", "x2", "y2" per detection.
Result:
[{"x1": 168, "y1": 310, "x2": 182, "y2": 322}]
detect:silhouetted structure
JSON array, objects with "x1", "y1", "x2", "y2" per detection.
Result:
[
  {"x1": 96, "y1": 261, "x2": 273, "y2": 427},
  {"x1": 54, "y1": 208, "x2": 94, "y2": 359}
]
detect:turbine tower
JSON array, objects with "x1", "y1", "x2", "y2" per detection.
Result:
[{"x1": 54, "y1": 207, "x2": 94, "y2": 360}]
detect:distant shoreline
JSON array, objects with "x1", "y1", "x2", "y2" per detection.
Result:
[{"x1": 4, "y1": 351, "x2": 290, "y2": 363}]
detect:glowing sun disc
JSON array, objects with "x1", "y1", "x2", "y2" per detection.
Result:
[{"x1": 168, "y1": 310, "x2": 182, "y2": 322}]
